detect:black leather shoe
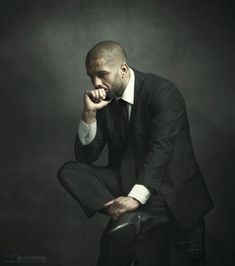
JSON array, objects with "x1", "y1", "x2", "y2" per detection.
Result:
[{"x1": 106, "y1": 211, "x2": 154, "y2": 242}]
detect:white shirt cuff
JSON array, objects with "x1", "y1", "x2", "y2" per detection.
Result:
[
  {"x1": 128, "y1": 184, "x2": 151, "y2": 204},
  {"x1": 78, "y1": 120, "x2": 97, "y2": 145}
]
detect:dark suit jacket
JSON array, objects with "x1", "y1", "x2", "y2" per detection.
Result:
[{"x1": 75, "y1": 69, "x2": 213, "y2": 230}]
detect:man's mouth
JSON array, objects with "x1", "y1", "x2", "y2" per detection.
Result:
[{"x1": 105, "y1": 89, "x2": 114, "y2": 100}]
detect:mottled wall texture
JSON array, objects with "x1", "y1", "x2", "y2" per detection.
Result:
[{"x1": 0, "y1": 0, "x2": 234, "y2": 265}]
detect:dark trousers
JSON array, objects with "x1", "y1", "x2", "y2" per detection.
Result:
[{"x1": 58, "y1": 161, "x2": 174, "y2": 266}]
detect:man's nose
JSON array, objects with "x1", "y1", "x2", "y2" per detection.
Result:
[{"x1": 92, "y1": 76, "x2": 103, "y2": 88}]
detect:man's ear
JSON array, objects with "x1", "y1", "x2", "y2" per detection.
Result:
[{"x1": 120, "y1": 63, "x2": 129, "y2": 76}]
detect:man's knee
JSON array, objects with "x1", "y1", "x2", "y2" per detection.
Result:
[
  {"x1": 57, "y1": 161, "x2": 74, "y2": 183},
  {"x1": 57, "y1": 161, "x2": 89, "y2": 184}
]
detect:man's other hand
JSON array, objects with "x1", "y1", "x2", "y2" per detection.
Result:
[{"x1": 104, "y1": 196, "x2": 140, "y2": 220}]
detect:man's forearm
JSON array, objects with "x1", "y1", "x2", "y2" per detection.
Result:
[
  {"x1": 82, "y1": 109, "x2": 97, "y2": 124},
  {"x1": 78, "y1": 119, "x2": 97, "y2": 145}
]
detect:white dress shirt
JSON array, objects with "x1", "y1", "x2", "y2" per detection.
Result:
[{"x1": 77, "y1": 68, "x2": 151, "y2": 204}]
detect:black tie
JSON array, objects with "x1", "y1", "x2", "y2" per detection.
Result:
[
  {"x1": 118, "y1": 98, "x2": 129, "y2": 139},
  {"x1": 112, "y1": 99, "x2": 129, "y2": 143},
  {"x1": 110, "y1": 99, "x2": 136, "y2": 193}
]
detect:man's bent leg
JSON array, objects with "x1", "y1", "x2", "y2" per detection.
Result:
[
  {"x1": 57, "y1": 161, "x2": 121, "y2": 217},
  {"x1": 130, "y1": 192, "x2": 173, "y2": 266},
  {"x1": 132, "y1": 222, "x2": 173, "y2": 266},
  {"x1": 97, "y1": 220, "x2": 134, "y2": 266}
]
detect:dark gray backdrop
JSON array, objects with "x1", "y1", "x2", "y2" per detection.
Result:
[{"x1": 0, "y1": 0, "x2": 234, "y2": 265}]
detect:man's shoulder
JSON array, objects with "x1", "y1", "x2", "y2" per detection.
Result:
[
  {"x1": 133, "y1": 68, "x2": 185, "y2": 106},
  {"x1": 133, "y1": 68, "x2": 176, "y2": 89}
]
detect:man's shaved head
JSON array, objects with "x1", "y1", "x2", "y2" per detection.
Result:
[{"x1": 86, "y1": 41, "x2": 128, "y2": 66}]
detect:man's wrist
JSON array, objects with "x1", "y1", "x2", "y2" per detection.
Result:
[
  {"x1": 82, "y1": 109, "x2": 96, "y2": 124},
  {"x1": 128, "y1": 196, "x2": 141, "y2": 206}
]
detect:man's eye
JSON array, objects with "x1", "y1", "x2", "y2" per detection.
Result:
[{"x1": 98, "y1": 73, "x2": 107, "y2": 78}]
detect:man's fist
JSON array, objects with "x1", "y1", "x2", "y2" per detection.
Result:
[
  {"x1": 82, "y1": 88, "x2": 112, "y2": 124},
  {"x1": 84, "y1": 88, "x2": 111, "y2": 111}
]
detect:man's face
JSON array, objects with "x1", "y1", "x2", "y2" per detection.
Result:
[{"x1": 86, "y1": 57, "x2": 125, "y2": 97}]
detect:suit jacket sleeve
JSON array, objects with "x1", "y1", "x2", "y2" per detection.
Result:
[
  {"x1": 74, "y1": 110, "x2": 106, "y2": 164},
  {"x1": 136, "y1": 82, "x2": 185, "y2": 191}
]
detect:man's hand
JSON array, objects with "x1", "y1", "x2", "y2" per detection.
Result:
[
  {"x1": 82, "y1": 88, "x2": 112, "y2": 124},
  {"x1": 104, "y1": 196, "x2": 140, "y2": 220}
]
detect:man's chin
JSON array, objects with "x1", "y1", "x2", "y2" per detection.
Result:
[{"x1": 105, "y1": 90, "x2": 115, "y2": 100}]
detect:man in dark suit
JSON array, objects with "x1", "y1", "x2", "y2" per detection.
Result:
[{"x1": 58, "y1": 41, "x2": 213, "y2": 266}]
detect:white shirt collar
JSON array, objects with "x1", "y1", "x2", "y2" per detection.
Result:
[{"x1": 121, "y1": 68, "x2": 135, "y2": 105}]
